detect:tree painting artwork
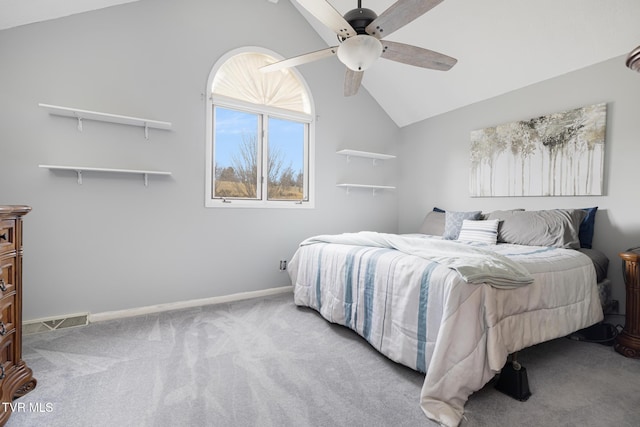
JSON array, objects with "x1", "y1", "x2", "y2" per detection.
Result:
[{"x1": 469, "y1": 103, "x2": 607, "y2": 197}]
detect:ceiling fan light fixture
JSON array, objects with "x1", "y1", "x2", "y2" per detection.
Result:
[
  {"x1": 626, "y1": 45, "x2": 640, "y2": 72},
  {"x1": 337, "y1": 35, "x2": 383, "y2": 71}
]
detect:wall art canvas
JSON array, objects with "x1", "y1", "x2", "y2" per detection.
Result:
[{"x1": 469, "y1": 103, "x2": 607, "y2": 197}]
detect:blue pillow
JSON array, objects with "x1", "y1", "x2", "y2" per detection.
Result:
[
  {"x1": 443, "y1": 210, "x2": 482, "y2": 240},
  {"x1": 579, "y1": 207, "x2": 598, "y2": 249}
]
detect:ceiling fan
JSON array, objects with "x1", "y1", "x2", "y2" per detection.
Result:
[{"x1": 261, "y1": 0, "x2": 457, "y2": 96}]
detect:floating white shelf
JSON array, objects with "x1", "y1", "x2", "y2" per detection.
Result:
[
  {"x1": 336, "y1": 183, "x2": 396, "y2": 196},
  {"x1": 38, "y1": 103, "x2": 172, "y2": 139},
  {"x1": 336, "y1": 149, "x2": 396, "y2": 165},
  {"x1": 337, "y1": 149, "x2": 396, "y2": 194},
  {"x1": 39, "y1": 164, "x2": 172, "y2": 186}
]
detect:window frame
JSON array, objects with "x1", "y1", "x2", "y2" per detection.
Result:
[{"x1": 205, "y1": 47, "x2": 315, "y2": 209}]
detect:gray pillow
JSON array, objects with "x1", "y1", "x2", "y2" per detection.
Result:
[
  {"x1": 486, "y1": 209, "x2": 587, "y2": 249},
  {"x1": 578, "y1": 248, "x2": 609, "y2": 283},
  {"x1": 418, "y1": 211, "x2": 446, "y2": 236},
  {"x1": 480, "y1": 208, "x2": 524, "y2": 220},
  {"x1": 443, "y1": 210, "x2": 482, "y2": 240}
]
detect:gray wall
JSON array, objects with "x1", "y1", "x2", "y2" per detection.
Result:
[
  {"x1": 0, "y1": 0, "x2": 400, "y2": 320},
  {"x1": 397, "y1": 55, "x2": 640, "y2": 310}
]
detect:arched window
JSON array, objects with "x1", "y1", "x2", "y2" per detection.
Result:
[{"x1": 205, "y1": 47, "x2": 315, "y2": 208}]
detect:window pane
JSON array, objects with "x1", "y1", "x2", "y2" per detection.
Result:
[
  {"x1": 267, "y1": 117, "x2": 305, "y2": 200},
  {"x1": 214, "y1": 107, "x2": 260, "y2": 199}
]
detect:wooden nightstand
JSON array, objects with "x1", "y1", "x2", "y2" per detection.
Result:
[{"x1": 615, "y1": 249, "x2": 640, "y2": 358}]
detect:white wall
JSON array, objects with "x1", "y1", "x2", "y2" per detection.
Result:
[
  {"x1": 0, "y1": 0, "x2": 400, "y2": 320},
  {"x1": 397, "y1": 55, "x2": 640, "y2": 310}
]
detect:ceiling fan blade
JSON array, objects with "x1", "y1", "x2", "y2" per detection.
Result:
[
  {"x1": 344, "y1": 69, "x2": 364, "y2": 97},
  {"x1": 381, "y1": 40, "x2": 457, "y2": 70},
  {"x1": 260, "y1": 47, "x2": 338, "y2": 73},
  {"x1": 366, "y1": 0, "x2": 444, "y2": 39},
  {"x1": 295, "y1": 0, "x2": 356, "y2": 39}
]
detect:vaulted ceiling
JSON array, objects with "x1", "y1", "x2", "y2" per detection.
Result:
[
  {"x1": 294, "y1": 0, "x2": 640, "y2": 126},
  {"x1": 2, "y1": 0, "x2": 639, "y2": 127},
  {"x1": 0, "y1": 0, "x2": 138, "y2": 32}
]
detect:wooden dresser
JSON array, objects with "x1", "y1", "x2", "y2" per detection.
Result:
[{"x1": 0, "y1": 206, "x2": 36, "y2": 425}]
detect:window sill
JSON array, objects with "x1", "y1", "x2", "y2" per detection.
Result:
[{"x1": 205, "y1": 199, "x2": 314, "y2": 209}]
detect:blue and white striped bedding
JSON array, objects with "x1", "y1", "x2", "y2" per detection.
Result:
[{"x1": 288, "y1": 233, "x2": 603, "y2": 427}]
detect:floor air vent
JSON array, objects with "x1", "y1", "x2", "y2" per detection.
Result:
[{"x1": 23, "y1": 314, "x2": 89, "y2": 335}]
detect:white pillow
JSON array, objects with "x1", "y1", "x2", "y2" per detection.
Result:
[{"x1": 457, "y1": 219, "x2": 500, "y2": 244}]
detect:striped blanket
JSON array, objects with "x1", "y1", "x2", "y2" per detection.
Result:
[{"x1": 289, "y1": 233, "x2": 603, "y2": 427}]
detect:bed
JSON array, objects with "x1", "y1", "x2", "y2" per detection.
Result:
[{"x1": 287, "y1": 208, "x2": 606, "y2": 427}]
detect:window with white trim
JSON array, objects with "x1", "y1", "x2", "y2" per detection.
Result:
[{"x1": 205, "y1": 48, "x2": 315, "y2": 208}]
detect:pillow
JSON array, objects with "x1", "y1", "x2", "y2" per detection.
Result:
[
  {"x1": 443, "y1": 210, "x2": 482, "y2": 240},
  {"x1": 577, "y1": 247, "x2": 609, "y2": 283},
  {"x1": 457, "y1": 219, "x2": 500, "y2": 245},
  {"x1": 480, "y1": 208, "x2": 524, "y2": 220},
  {"x1": 418, "y1": 210, "x2": 446, "y2": 236},
  {"x1": 579, "y1": 207, "x2": 598, "y2": 249},
  {"x1": 485, "y1": 209, "x2": 587, "y2": 249}
]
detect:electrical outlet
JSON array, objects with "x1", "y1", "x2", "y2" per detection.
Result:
[{"x1": 279, "y1": 260, "x2": 287, "y2": 271}]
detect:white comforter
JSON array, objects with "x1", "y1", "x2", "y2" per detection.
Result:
[
  {"x1": 300, "y1": 232, "x2": 534, "y2": 288},
  {"x1": 288, "y1": 233, "x2": 603, "y2": 427}
]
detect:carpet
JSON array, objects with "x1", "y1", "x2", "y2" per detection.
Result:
[{"x1": 6, "y1": 293, "x2": 640, "y2": 426}]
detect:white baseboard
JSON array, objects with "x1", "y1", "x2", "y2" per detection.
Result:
[
  {"x1": 23, "y1": 286, "x2": 293, "y2": 332},
  {"x1": 89, "y1": 285, "x2": 293, "y2": 323}
]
